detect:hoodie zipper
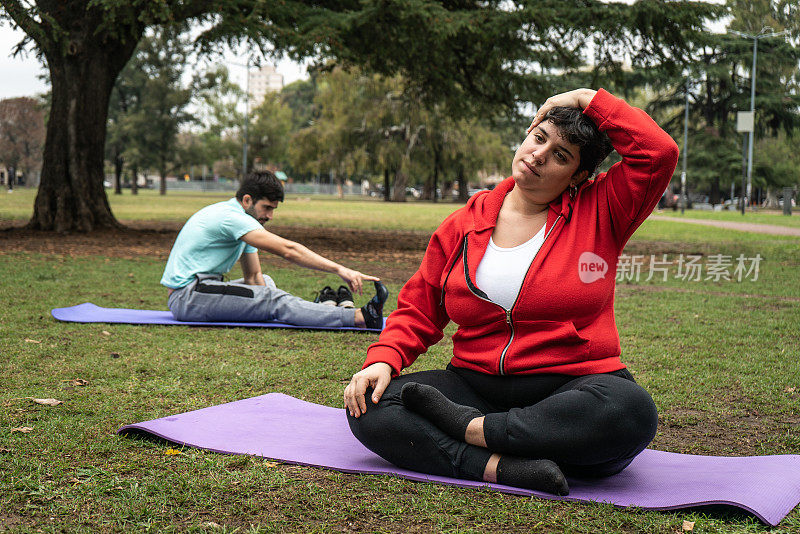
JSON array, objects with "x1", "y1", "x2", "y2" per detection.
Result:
[{"x1": 461, "y1": 213, "x2": 564, "y2": 375}]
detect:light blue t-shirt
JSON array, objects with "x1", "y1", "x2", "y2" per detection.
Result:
[{"x1": 161, "y1": 198, "x2": 263, "y2": 289}]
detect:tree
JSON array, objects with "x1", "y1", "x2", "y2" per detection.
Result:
[
  {"x1": 1, "y1": 0, "x2": 721, "y2": 230},
  {"x1": 192, "y1": 65, "x2": 247, "y2": 180},
  {"x1": 420, "y1": 109, "x2": 509, "y2": 202},
  {"x1": 646, "y1": 0, "x2": 800, "y2": 203},
  {"x1": 117, "y1": 26, "x2": 194, "y2": 196},
  {"x1": 0, "y1": 97, "x2": 45, "y2": 186},
  {"x1": 249, "y1": 92, "x2": 293, "y2": 170},
  {"x1": 281, "y1": 78, "x2": 318, "y2": 131}
]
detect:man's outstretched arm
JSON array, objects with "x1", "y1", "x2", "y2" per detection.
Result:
[{"x1": 241, "y1": 228, "x2": 379, "y2": 295}]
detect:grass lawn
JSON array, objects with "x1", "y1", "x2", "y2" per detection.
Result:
[
  {"x1": 3, "y1": 187, "x2": 799, "y2": 231},
  {"x1": 0, "y1": 188, "x2": 463, "y2": 231},
  {"x1": 2, "y1": 190, "x2": 799, "y2": 532},
  {"x1": 654, "y1": 208, "x2": 800, "y2": 229}
]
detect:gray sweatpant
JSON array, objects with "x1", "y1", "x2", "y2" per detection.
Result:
[{"x1": 167, "y1": 273, "x2": 355, "y2": 327}]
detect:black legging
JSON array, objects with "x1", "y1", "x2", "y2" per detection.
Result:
[{"x1": 347, "y1": 364, "x2": 658, "y2": 481}]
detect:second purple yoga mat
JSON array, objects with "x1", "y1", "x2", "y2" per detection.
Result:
[
  {"x1": 52, "y1": 302, "x2": 384, "y2": 331},
  {"x1": 119, "y1": 393, "x2": 800, "y2": 526}
]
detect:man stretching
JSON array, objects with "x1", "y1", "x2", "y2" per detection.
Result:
[{"x1": 161, "y1": 171, "x2": 387, "y2": 329}]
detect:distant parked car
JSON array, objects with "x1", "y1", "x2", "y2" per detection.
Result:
[{"x1": 405, "y1": 187, "x2": 421, "y2": 199}]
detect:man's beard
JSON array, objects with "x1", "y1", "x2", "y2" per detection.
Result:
[{"x1": 245, "y1": 205, "x2": 266, "y2": 225}]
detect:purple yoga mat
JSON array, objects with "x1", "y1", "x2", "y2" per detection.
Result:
[
  {"x1": 51, "y1": 303, "x2": 384, "y2": 332},
  {"x1": 119, "y1": 393, "x2": 800, "y2": 526}
]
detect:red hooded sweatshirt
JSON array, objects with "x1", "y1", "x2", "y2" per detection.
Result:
[{"x1": 364, "y1": 89, "x2": 680, "y2": 377}]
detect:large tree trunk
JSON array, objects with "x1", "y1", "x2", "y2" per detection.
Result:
[
  {"x1": 27, "y1": 26, "x2": 140, "y2": 231},
  {"x1": 383, "y1": 168, "x2": 391, "y2": 202}
]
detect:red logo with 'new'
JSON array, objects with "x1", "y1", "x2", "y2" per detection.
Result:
[{"x1": 579, "y1": 252, "x2": 608, "y2": 283}]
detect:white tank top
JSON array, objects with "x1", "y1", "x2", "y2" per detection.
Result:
[{"x1": 475, "y1": 225, "x2": 546, "y2": 310}]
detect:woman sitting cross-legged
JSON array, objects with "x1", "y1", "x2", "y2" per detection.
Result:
[{"x1": 343, "y1": 88, "x2": 679, "y2": 495}]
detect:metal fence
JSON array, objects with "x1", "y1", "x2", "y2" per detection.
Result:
[{"x1": 165, "y1": 180, "x2": 366, "y2": 196}]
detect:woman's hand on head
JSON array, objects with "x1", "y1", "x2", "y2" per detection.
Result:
[
  {"x1": 344, "y1": 362, "x2": 393, "y2": 418},
  {"x1": 527, "y1": 88, "x2": 598, "y2": 134}
]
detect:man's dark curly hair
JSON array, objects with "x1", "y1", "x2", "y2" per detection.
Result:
[
  {"x1": 544, "y1": 106, "x2": 613, "y2": 178},
  {"x1": 236, "y1": 171, "x2": 284, "y2": 203}
]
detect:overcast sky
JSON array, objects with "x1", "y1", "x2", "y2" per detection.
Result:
[{"x1": 0, "y1": 25, "x2": 309, "y2": 100}]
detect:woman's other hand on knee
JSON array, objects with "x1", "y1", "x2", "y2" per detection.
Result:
[{"x1": 344, "y1": 362, "x2": 393, "y2": 418}]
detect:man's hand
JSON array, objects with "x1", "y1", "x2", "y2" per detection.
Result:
[
  {"x1": 527, "y1": 88, "x2": 597, "y2": 133},
  {"x1": 344, "y1": 362, "x2": 393, "y2": 418},
  {"x1": 337, "y1": 266, "x2": 380, "y2": 296}
]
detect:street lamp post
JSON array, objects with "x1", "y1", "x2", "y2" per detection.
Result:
[
  {"x1": 243, "y1": 58, "x2": 250, "y2": 179},
  {"x1": 227, "y1": 58, "x2": 258, "y2": 180},
  {"x1": 729, "y1": 28, "x2": 789, "y2": 212},
  {"x1": 680, "y1": 77, "x2": 690, "y2": 214}
]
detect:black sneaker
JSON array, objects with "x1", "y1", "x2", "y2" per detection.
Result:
[
  {"x1": 314, "y1": 286, "x2": 337, "y2": 306},
  {"x1": 336, "y1": 285, "x2": 355, "y2": 308},
  {"x1": 360, "y1": 281, "x2": 388, "y2": 329}
]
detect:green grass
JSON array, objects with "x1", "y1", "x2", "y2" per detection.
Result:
[
  {"x1": 654, "y1": 208, "x2": 800, "y2": 229},
  {"x1": 3, "y1": 187, "x2": 799, "y2": 232},
  {"x1": 2, "y1": 193, "x2": 800, "y2": 532}
]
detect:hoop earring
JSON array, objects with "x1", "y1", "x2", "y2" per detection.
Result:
[{"x1": 568, "y1": 183, "x2": 578, "y2": 199}]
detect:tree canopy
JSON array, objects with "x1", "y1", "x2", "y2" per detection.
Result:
[
  {"x1": 645, "y1": 0, "x2": 800, "y2": 204},
  {"x1": 1, "y1": 0, "x2": 724, "y2": 230}
]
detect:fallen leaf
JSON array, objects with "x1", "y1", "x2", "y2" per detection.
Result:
[
  {"x1": 28, "y1": 398, "x2": 63, "y2": 407},
  {"x1": 11, "y1": 427, "x2": 33, "y2": 433},
  {"x1": 68, "y1": 378, "x2": 89, "y2": 387},
  {"x1": 24, "y1": 338, "x2": 41, "y2": 344},
  {"x1": 785, "y1": 387, "x2": 796, "y2": 393},
  {"x1": 101, "y1": 331, "x2": 111, "y2": 336},
  {"x1": 201, "y1": 522, "x2": 221, "y2": 529},
  {"x1": 164, "y1": 448, "x2": 182, "y2": 456},
  {"x1": 264, "y1": 461, "x2": 278, "y2": 468},
  {"x1": 682, "y1": 520, "x2": 695, "y2": 532},
  {"x1": 0, "y1": 447, "x2": 11, "y2": 453}
]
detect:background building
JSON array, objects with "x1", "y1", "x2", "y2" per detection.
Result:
[{"x1": 248, "y1": 64, "x2": 283, "y2": 106}]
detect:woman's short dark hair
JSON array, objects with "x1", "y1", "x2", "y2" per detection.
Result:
[
  {"x1": 544, "y1": 106, "x2": 613, "y2": 177},
  {"x1": 236, "y1": 171, "x2": 285, "y2": 203}
]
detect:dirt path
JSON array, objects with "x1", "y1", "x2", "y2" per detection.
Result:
[{"x1": 649, "y1": 215, "x2": 800, "y2": 236}]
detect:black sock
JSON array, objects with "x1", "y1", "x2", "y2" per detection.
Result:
[
  {"x1": 401, "y1": 382, "x2": 483, "y2": 441},
  {"x1": 495, "y1": 456, "x2": 570, "y2": 496}
]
